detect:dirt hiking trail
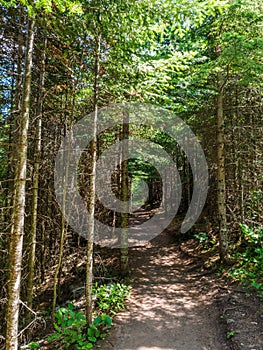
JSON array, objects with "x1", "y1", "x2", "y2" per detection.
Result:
[{"x1": 97, "y1": 228, "x2": 229, "y2": 350}]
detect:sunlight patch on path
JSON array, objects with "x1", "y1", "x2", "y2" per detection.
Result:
[{"x1": 97, "y1": 232, "x2": 226, "y2": 350}]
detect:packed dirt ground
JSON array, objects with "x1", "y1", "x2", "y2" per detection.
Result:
[
  {"x1": 95, "y1": 225, "x2": 263, "y2": 350},
  {"x1": 16, "y1": 217, "x2": 262, "y2": 350}
]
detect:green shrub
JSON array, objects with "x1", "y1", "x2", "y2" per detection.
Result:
[
  {"x1": 228, "y1": 224, "x2": 263, "y2": 293},
  {"x1": 194, "y1": 232, "x2": 209, "y2": 244},
  {"x1": 46, "y1": 302, "x2": 112, "y2": 349},
  {"x1": 93, "y1": 282, "x2": 131, "y2": 315},
  {"x1": 45, "y1": 282, "x2": 130, "y2": 349}
]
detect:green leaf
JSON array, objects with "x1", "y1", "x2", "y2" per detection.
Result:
[
  {"x1": 53, "y1": 323, "x2": 61, "y2": 333},
  {"x1": 88, "y1": 336, "x2": 97, "y2": 343},
  {"x1": 46, "y1": 333, "x2": 62, "y2": 341}
]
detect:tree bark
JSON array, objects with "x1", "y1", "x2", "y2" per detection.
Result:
[
  {"x1": 120, "y1": 113, "x2": 129, "y2": 277},
  {"x1": 216, "y1": 71, "x2": 228, "y2": 262},
  {"x1": 26, "y1": 36, "x2": 46, "y2": 323},
  {"x1": 5, "y1": 16, "x2": 35, "y2": 350},
  {"x1": 86, "y1": 34, "x2": 100, "y2": 325},
  {"x1": 52, "y1": 80, "x2": 71, "y2": 323}
]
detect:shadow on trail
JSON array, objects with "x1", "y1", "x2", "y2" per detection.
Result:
[{"x1": 97, "y1": 227, "x2": 227, "y2": 350}]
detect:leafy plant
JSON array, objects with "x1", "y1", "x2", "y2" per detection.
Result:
[
  {"x1": 27, "y1": 342, "x2": 39, "y2": 349},
  {"x1": 193, "y1": 231, "x2": 217, "y2": 252},
  {"x1": 88, "y1": 314, "x2": 112, "y2": 342},
  {"x1": 194, "y1": 232, "x2": 209, "y2": 244},
  {"x1": 226, "y1": 330, "x2": 237, "y2": 340},
  {"x1": 45, "y1": 282, "x2": 130, "y2": 349},
  {"x1": 93, "y1": 282, "x2": 131, "y2": 315},
  {"x1": 228, "y1": 224, "x2": 263, "y2": 294},
  {"x1": 46, "y1": 302, "x2": 112, "y2": 349}
]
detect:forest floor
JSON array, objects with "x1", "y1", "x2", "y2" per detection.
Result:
[
  {"x1": 93, "y1": 220, "x2": 263, "y2": 350},
  {"x1": 27, "y1": 216, "x2": 263, "y2": 350}
]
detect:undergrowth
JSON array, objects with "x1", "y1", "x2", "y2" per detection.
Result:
[
  {"x1": 27, "y1": 282, "x2": 131, "y2": 349},
  {"x1": 93, "y1": 282, "x2": 131, "y2": 315},
  {"x1": 194, "y1": 224, "x2": 263, "y2": 296},
  {"x1": 228, "y1": 224, "x2": 263, "y2": 295},
  {"x1": 46, "y1": 303, "x2": 112, "y2": 349}
]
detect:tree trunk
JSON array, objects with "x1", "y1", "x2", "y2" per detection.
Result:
[
  {"x1": 120, "y1": 113, "x2": 129, "y2": 276},
  {"x1": 216, "y1": 71, "x2": 228, "y2": 262},
  {"x1": 86, "y1": 35, "x2": 100, "y2": 325},
  {"x1": 52, "y1": 81, "x2": 71, "y2": 323},
  {"x1": 26, "y1": 37, "x2": 46, "y2": 323},
  {"x1": 5, "y1": 16, "x2": 35, "y2": 350}
]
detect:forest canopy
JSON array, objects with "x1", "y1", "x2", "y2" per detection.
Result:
[{"x1": 0, "y1": 0, "x2": 262, "y2": 349}]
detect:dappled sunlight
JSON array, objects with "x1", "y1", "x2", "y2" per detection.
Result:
[{"x1": 105, "y1": 230, "x2": 224, "y2": 350}]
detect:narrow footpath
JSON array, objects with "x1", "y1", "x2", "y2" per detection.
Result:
[{"x1": 97, "y1": 228, "x2": 228, "y2": 350}]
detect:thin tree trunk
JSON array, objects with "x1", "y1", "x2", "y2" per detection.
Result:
[
  {"x1": 26, "y1": 37, "x2": 46, "y2": 323},
  {"x1": 5, "y1": 16, "x2": 35, "y2": 350},
  {"x1": 52, "y1": 88, "x2": 71, "y2": 323},
  {"x1": 5, "y1": 7, "x2": 24, "y2": 226},
  {"x1": 120, "y1": 113, "x2": 129, "y2": 276},
  {"x1": 56, "y1": 75, "x2": 72, "y2": 303},
  {"x1": 51, "y1": 140, "x2": 69, "y2": 322},
  {"x1": 86, "y1": 35, "x2": 100, "y2": 325},
  {"x1": 216, "y1": 71, "x2": 228, "y2": 262}
]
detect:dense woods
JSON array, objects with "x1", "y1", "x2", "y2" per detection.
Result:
[{"x1": 0, "y1": 0, "x2": 262, "y2": 349}]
